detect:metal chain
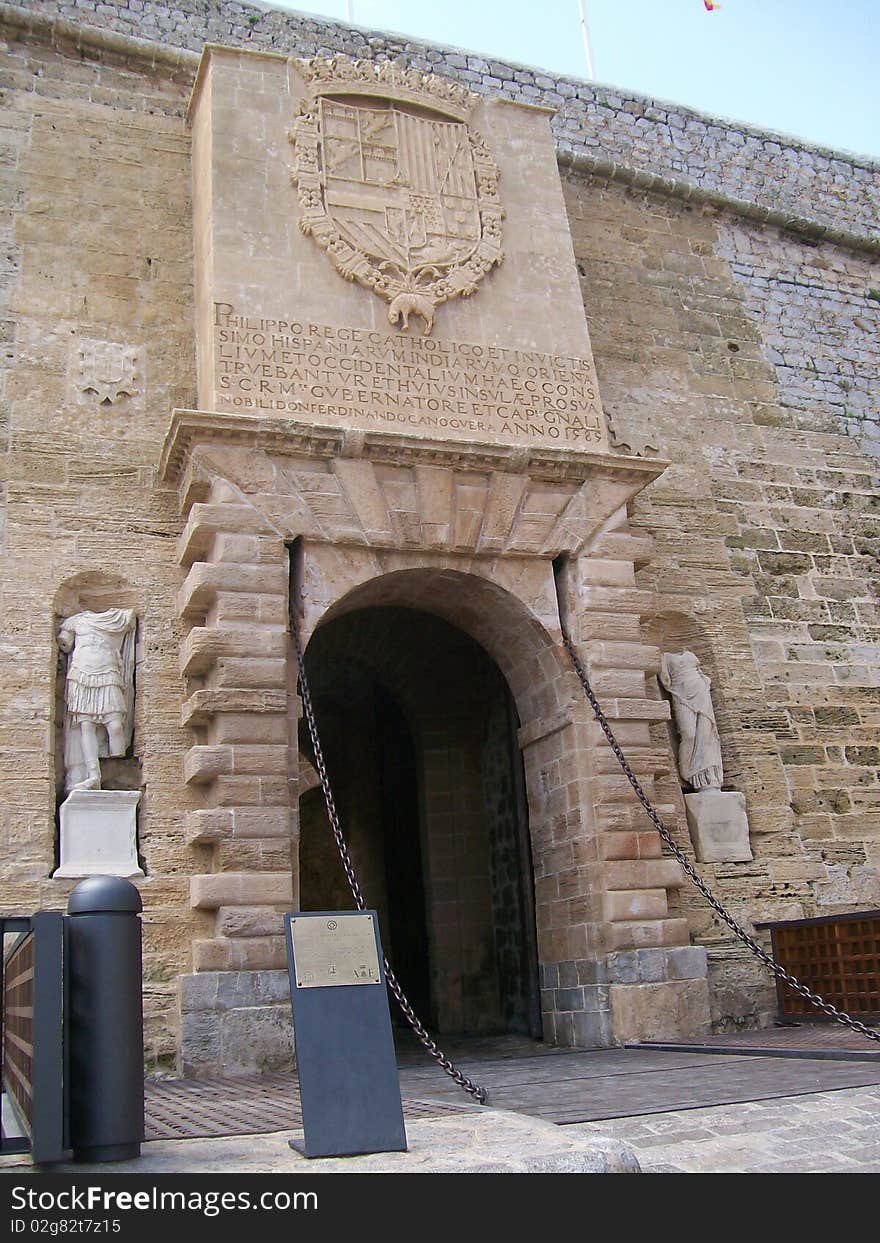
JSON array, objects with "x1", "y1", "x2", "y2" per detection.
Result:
[
  {"x1": 563, "y1": 631, "x2": 880, "y2": 1045},
  {"x1": 292, "y1": 619, "x2": 489, "y2": 1104}
]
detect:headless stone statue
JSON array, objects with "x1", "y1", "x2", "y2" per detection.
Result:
[
  {"x1": 659, "y1": 650, "x2": 723, "y2": 791},
  {"x1": 58, "y1": 607, "x2": 136, "y2": 793}
]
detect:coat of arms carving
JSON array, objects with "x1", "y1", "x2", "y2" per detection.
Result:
[
  {"x1": 291, "y1": 58, "x2": 504, "y2": 334},
  {"x1": 75, "y1": 339, "x2": 140, "y2": 406}
]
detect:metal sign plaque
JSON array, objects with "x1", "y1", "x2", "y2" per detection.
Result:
[
  {"x1": 284, "y1": 910, "x2": 407, "y2": 1157},
  {"x1": 288, "y1": 913, "x2": 381, "y2": 988}
]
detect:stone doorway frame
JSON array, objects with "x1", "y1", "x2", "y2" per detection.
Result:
[
  {"x1": 160, "y1": 410, "x2": 710, "y2": 1075},
  {"x1": 296, "y1": 600, "x2": 543, "y2": 1039}
]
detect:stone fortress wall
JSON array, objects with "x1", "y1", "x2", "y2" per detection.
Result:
[{"x1": 0, "y1": 0, "x2": 877, "y2": 1066}]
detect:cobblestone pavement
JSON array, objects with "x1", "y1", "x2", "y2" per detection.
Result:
[{"x1": 570, "y1": 1084, "x2": 880, "y2": 1172}]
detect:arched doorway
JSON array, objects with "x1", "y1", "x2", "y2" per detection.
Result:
[{"x1": 298, "y1": 606, "x2": 542, "y2": 1039}]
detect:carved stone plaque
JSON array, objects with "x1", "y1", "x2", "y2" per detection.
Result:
[
  {"x1": 288, "y1": 913, "x2": 382, "y2": 988},
  {"x1": 190, "y1": 45, "x2": 611, "y2": 452},
  {"x1": 291, "y1": 57, "x2": 503, "y2": 335}
]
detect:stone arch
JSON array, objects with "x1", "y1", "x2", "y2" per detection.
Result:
[
  {"x1": 298, "y1": 563, "x2": 598, "y2": 1042},
  {"x1": 165, "y1": 420, "x2": 708, "y2": 1069},
  {"x1": 310, "y1": 564, "x2": 575, "y2": 729}
]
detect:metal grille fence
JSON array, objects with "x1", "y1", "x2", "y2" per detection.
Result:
[
  {"x1": 3, "y1": 929, "x2": 35, "y2": 1135},
  {"x1": 757, "y1": 911, "x2": 880, "y2": 1021},
  {"x1": 0, "y1": 913, "x2": 68, "y2": 1163}
]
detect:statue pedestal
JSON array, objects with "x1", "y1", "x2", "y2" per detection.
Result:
[
  {"x1": 684, "y1": 790, "x2": 752, "y2": 864},
  {"x1": 54, "y1": 789, "x2": 144, "y2": 879}
]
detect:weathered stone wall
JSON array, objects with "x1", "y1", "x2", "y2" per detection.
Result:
[
  {"x1": 14, "y1": 0, "x2": 880, "y2": 245},
  {"x1": 715, "y1": 223, "x2": 880, "y2": 450},
  {"x1": 0, "y1": 15, "x2": 197, "y2": 1067},
  {"x1": 565, "y1": 170, "x2": 880, "y2": 1025},
  {"x1": 0, "y1": 0, "x2": 876, "y2": 1056}
]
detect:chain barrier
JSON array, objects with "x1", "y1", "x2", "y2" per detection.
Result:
[
  {"x1": 292, "y1": 615, "x2": 490, "y2": 1104},
  {"x1": 563, "y1": 630, "x2": 880, "y2": 1046}
]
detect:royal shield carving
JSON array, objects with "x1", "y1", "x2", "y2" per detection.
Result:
[
  {"x1": 76, "y1": 339, "x2": 140, "y2": 406},
  {"x1": 291, "y1": 57, "x2": 504, "y2": 334}
]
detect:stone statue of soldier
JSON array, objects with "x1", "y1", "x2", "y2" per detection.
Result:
[{"x1": 58, "y1": 607, "x2": 136, "y2": 793}]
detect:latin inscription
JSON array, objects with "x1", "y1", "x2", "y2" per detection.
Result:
[{"x1": 213, "y1": 302, "x2": 605, "y2": 446}]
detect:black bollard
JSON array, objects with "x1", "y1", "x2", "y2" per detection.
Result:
[{"x1": 66, "y1": 876, "x2": 144, "y2": 1162}]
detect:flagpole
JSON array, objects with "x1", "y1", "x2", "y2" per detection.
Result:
[{"x1": 577, "y1": 0, "x2": 595, "y2": 80}]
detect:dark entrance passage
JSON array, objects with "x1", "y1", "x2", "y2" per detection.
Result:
[{"x1": 298, "y1": 607, "x2": 541, "y2": 1039}]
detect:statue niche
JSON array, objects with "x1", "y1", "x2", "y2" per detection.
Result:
[
  {"x1": 658, "y1": 648, "x2": 752, "y2": 866},
  {"x1": 58, "y1": 607, "x2": 137, "y2": 793},
  {"x1": 658, "y1": 650, "x2": 723, "y2": 791},
  {"x1": 52, "y1": 581, "x2": 143, "y2": 880}
]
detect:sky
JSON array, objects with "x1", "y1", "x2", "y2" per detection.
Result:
[{"x1": 266, "y1": 0, "x2": 880, "y2": 160}]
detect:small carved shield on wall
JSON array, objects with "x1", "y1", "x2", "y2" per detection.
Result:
[
  {"x1": 291, "y1": 58, "x2": 504, "y2": 335},
  {"x1": 75, "y1": 339, "x2": 140, "y2": 407}
]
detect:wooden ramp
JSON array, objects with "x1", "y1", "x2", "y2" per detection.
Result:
[{"x1": 396, "y1": 1040, "x2": 880, "y2": 1125}]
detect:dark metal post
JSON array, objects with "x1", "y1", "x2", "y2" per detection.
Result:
[{"x1": 66, "y1": 877, "x2": 144, "y2": 1162}]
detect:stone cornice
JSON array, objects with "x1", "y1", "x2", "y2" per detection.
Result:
[
  {"x1": 3, "y1": 4, "x2": 876, "y2": 256},
  {"x1": 0, "y1": 2, "x2": 199, "y2": 74},
  {"x1": 558, "y1": 149, "x2": 880, "y2": 259},
  {"x1": 159, "y1": 408, "x2": 669, "y2": 489}
]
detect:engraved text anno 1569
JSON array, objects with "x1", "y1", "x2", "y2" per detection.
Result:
[{"x1": 214, "y1": 303, "x2": 603, "y2": 446}]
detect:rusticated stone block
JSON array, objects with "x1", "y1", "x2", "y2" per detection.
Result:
[
  {"x1": 180, "y1": 625, "x2": 287, "y2": 675},
  {"x1": 190, "y1": 872, "x2": 293, "y2": 909},
  {"x1": 192, "y1": 935, "x2": 287, "y2": 971},
  {"x1": 571, "y1": 1008, "x2": 613, "y2": 1049},
  {"x1": 182, "y1": 688, "x2": 289, "y2": 728},
  {"x1": 213, "y1": 658, "x2": 287, "y2": 689},
  {"x1": 217, "y1": 906, "x2": 286, "y2": 938},
  {"x1": 218, "y1": 1005, "x2": 296, "y2": 1076},
  {"x1": 180, "y1": 994, "x2": 296, "y2": 1077},
  {"x1": 605, "y1": 888, "x2": 669, "y2": 922},
  {"x1": 607, "y1": 917, "x2": 691, "y2": 950},
  {"x1": 180, "y1": 970, "x2": 290, "y2": 1013},
  {"x1": 666, "y1": 945, "x2": 709, "y2": 981},
  {"x1": 610, "y1": 978, "x2": 711, "y2": 1044},
  {"x1": 185, "y1": 809, "x2": 231, "y2": 844},
  {"x1": 684, "y1": 790, "x2": 753, "y2": 863},
  {"x1": 178, "y1": 560, "x2": 287, "y2": 617},
  {"x1": 604, "y1": 858, "x2": 684, "y2": 891},
  {"x1": 177, "y1": 502, "x2": 273, "y2": 566}
]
